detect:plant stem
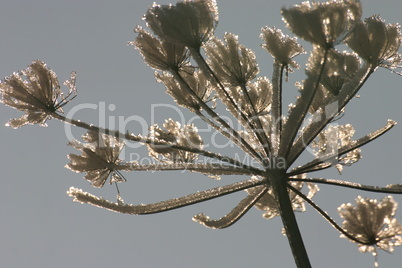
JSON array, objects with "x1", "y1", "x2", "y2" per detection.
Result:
[{"x1": 268, "y1": 169, "x2": 311, "y2": 268}]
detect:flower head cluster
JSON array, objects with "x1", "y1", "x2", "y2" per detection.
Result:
[
  {"x1": 131, "y1": 26, "x2": 190, "y2": 72},
  {"x1": 156, "y1": 70, "x2": 212, "y2": 112},
  {"x1": 205, "y1": 33, "x2": 259, "y2": 86},
  {"x1": 311, "y1": 124, "x2": 361, "y2": 173},
  {"x1": 346, "y1": 15, "x2": 402, "y2": 69},
  {"x1": 260, "y1": 27, "x2": 305, "y2": 69},
  {"x1": 147, "y1": 119, "x2": 203, "y2": 163},
  {"x1": 229, "y1": 77, "x2": 273, "y2": 116},
  {"x1": 320, "y1": 50, "x2": 360, "y2": 95},
  {"x1": 0, "y1": 60, "x2": 76, "y2": 128},
  {"x1": 144, "y1": 0, "x2": 218, "y2": 48},
  {"x1": 281, "y1": 0, "x2": 362, "y2": 47},
  {"x1": 66, "y1": 131, "x2": 126, "y2": 188},
  {"x1": 338, "y1": 196, "x2": 402, "y2": 255}
]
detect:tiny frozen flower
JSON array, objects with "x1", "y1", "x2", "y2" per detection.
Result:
[
  {"x1": 281, "y1": 0, "x2": 361, "y2": 47},
  {"x1": 66, "y1": 131, "x2": 126, "y2": 188},
  {"x1": 311, "y1": 124, "x2": 361, "y2": 173},
  {"x1": 156, "y1": 70, "x2": 212, "y2": 112},
  {"x1": 148, "y1": 119, "x2": 203, "y2": 163},
  {"x1": 144, "y1": 0, "x2": 218, "y2": 48},
  {"x1": 229, "y1": 77, "x2": 273, "y2": 116},
  {"x1": 246, "y1": 174, "x2": 319, "y2": 220},
  {"x1": 244, "y1": 77, "x2": 273, "y2": 115},
  {"x1": 346, "y1": 16, "x2": 402, "y2": 69},
  {"x1": 0, "y1": 60, "x2": 76, "y2": 128},
  {"x1": 260, "y1": 27, "x2": 305, "y2": 69},
  {"x1": 205, "y1": 33, "x2": 259, "y2": 86},
  {"x1": 131, "y1": 26, "x2": 190, "y2": 71},
  {"x1": 338, "y1": 196, "x2": 402, "y2": 255},
  {"x1": 320, "y1": 50, "x2": 361, "y2": 95}
]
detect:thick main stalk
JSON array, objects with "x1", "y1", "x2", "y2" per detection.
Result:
[{"x1": 268, "y1": 169, "x2": 311, "y2": 268}]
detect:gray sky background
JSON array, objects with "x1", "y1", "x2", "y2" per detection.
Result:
[{"x1": 1, "y1": 1, "x2": 401, "y2": 267}]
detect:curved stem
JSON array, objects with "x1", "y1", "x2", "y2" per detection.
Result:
[
  {"x1": 193, "y1": 185, "x2": 268, "y2": 229},
  {"x1": 67, "y1": 178, "x2": 266, "y2": 215}
]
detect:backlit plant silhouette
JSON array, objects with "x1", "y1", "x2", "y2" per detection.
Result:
[{"x1": 1, "y1": 0, "x2": 402, "y2": 267}]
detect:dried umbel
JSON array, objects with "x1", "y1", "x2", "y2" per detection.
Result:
[
  {"x1": 205, "y1": 33, "x2": 260, "y2": 86},
  {"x1": 1, "y1": 0, "x2": 402, "y2": 267},
  {"x1": 144, "y1": 0, "x2": 218, "y2": 48},
  {"x1": 338, "y1": 196, "x2": 402, "y2": 257},
  {"x1": 147, "y1": 119, "x2": 203, "y2": 163},
  {"x1": 0, "y1": 60, "x2": 76, "y2": 128},
  {"x1": 131, "y1": 26, "x2": 190, "y2": 72},
  {"x1": 66, "y1": 131, "x2": 126, "y2": 188},
  {"x1": 281, "y1": 0, "x2": 362, "y2": 47},
  {"x1": 311, "y1": 124, "x2": 361, "y2": 173},
  {"x1": 346, "y1": 15, "x2": 402, "y2": 69},
  {"x1": 260, "y1": 27, "x2": 305, "y2": 69},
  {"x1": 156, "y1": 70, "x2": 212, "y2": 112}
]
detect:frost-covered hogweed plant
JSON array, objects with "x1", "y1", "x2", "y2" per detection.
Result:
[{"x1": 1, "y1": 0, "x2": 402, "y2": 267}]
